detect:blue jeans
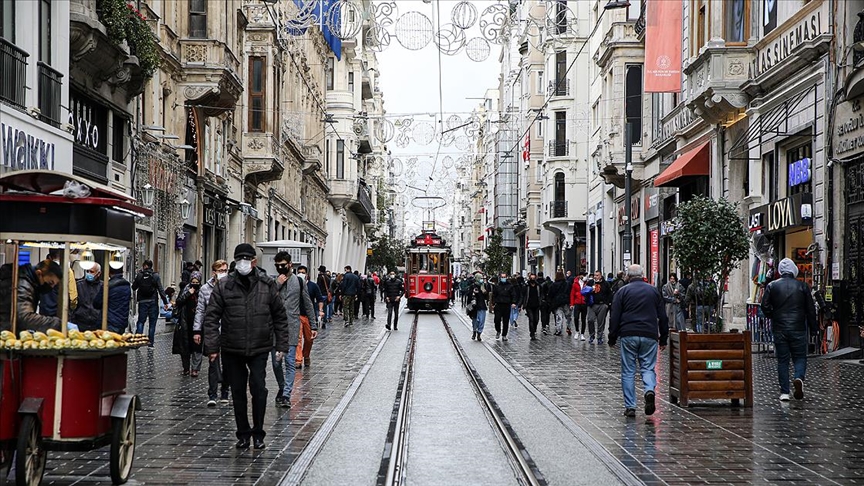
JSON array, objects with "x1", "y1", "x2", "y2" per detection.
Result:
[
  {"x1": 510, "y1": 306, "x2": 519, "y2": 324},
  {"x1": 325, "y1": 301, "x2": 334, "y2": 321},
  {"x1": 773, "y1": 328, "x2": 808, "y2": 394},
  {"x1": 694, "y1": 305, "x2": 711, "y2": 332},
  {"x1": 473, "y1": 309, "x2": 486, "y2": 334},
  {"x1": 271, "y1": 346, "x2": 298, "y2": 400},
  {"x1": 135, "y1": 300, "x2": 160, "y2": 344},
  {"x1": 619, "y1": 336, "x2": 659, "y2": 410}
]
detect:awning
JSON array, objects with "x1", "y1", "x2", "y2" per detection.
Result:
[{"x1": 654, "y1": 142, "x2": 709, "y2": 187}]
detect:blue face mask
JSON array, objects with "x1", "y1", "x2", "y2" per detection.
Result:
[{"x1": 85, "y1": 273, "x2": 96, "y2": 282}]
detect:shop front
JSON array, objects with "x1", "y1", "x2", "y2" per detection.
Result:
[
  {"x1": 0, "y1": 106, "x2": 73, "y2": 177},
  {"x1": 749, "y1": 192, "x2": 815, "y2": 286}
]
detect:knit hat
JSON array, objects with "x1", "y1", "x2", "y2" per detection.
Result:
[
  {"x1": 190, "y1": 271, "x2": 202, "y2": 284},
  {"x1": 318, "y1": 265, "x2": 327, "y2": 272},
  {"x1": 778, "y1": 258, "x2": 799, "y2": 277},
  {"x1": 233, "y1": 243, "x2": 256, "y2": 259}
]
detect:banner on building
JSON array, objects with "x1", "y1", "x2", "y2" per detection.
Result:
[
  {"x1": 644, "y1": 0, "x2": 682, "y2": 93},
  {"x1": 650, "y1": 229, "x2": 659, "y2": 284}
]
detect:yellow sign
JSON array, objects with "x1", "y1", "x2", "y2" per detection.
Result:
[{"x1": 367, "y1": 249, "x2": 373, "y2": 256}]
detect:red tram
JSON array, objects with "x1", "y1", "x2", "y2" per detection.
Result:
[{"x1": 405, "y1": 231, "x2": 452, "y2": 311}]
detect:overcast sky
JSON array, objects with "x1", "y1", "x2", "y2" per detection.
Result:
[{"x1": 377, "y1": 1, "x2": 502, "y2": 235}]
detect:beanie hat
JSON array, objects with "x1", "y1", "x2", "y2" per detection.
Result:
[
  {"x1": 778, "y1": 258, "x2": 799, "y2": 277},
  {"x1": 233, "y1": 243, "x2": 256, "y2": 259}
]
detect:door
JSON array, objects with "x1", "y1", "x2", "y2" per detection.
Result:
[{"x1": 844, "y1": 161, "x2": 864, "y2": 347}]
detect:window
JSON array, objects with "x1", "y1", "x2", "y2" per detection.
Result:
[
  {"x1": 249, "y1": 57, "x2": 265, "y2": 131},
  {"x1": 326, "y1": 57, "x2": 334, "y2": 91},
  {"x1": 112, "y1": 115, "x2": 126, "y2": 163},
  {"x1": 325, "y1": 139, "x2": 331, "y2": 176},
  {"x1": 692, "y1": 0, "x2": 709, "y2": 54},
  {"x1": 537, "y1": 120, "x2": 543, "y2": 138},
  {"x1": 537, "y1": 70, "x2": 544, "y2": 94},
  {"x1": 628, "y1": 0, "x2": 642, "y2": 20},
  {"x1": 348, "y1": 72, "x2": 354, "y2": 93},
  {"x1": 554, "y1": 0, "x2": 567, "y2": 34},
  {"x1": 39, "y1": 0, "x2": 50, "y2": 63},
  {"x1": 555, "y1": 111, "x2": 566, "y2": 142},
  {"x1": 555, "y1": 51, "x2": 566, "y2": 95},
  {"x1": 189, "y1": 0, "x2": 207, "y2": 38},
  {"x1": 763, "y1": 0, "x2": 777, "y2": 35},
  {"x1": 724, "y1": 0, "x2": 748, "y2": 44},
  {"x1": 765, "y1": 152, "x2": 777, "y2": 202},
  {"x1": 554, "y1": 173, "x2": 565, "y2": 201},
  {"x1": 0, "y1": 0, "x2": 13, "y2": 41},
  {"x1": 336, "y1": 140, "x2": 345, "y2": 179},
  {"x1": 787, "y1": 143, "x2": 812, "y2": 196},
  {"x1": 625, "y1": 64, "x2": 643, "y2": 145}
]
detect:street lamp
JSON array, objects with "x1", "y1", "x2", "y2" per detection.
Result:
[
  {"x1": 141, "y1": 183, "x2": 155, "y2": 208},
  {"x1": 603, "y1": 0, "x2": 631, "y2": 10},
  {"x1": 622, "y1": 122, "x2": 634, "y2": 270},
  {"x1": 179, "y1": 198, "x2": 191, "y2": 221},
  {"x1": 109, "y1": 250, "x2": 125, "y2": 270},
  {"x1": 79, "y1": 250, "x2": 96, "y2": 271}
]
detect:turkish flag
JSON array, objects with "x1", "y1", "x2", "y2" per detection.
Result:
[{"x1": 522, "y1": 133, "x2": 530, "y2": 162}]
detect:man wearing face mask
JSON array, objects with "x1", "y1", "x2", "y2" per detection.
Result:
[
  {"x1": 94, "y1": 266, "x2": 132, "y2": 334},
  {"x1": 72, "y1": 263, "x2": 103, "y2": 331},
  {"x1": 521, "y1": 273, "x2": 542, "y2": 340},
  {"x1": 203, "y1": 244, "x2": 290, "y2": 449},
  {"x1": 193, "y1": 260, "x2": 230, "y2": 407},
  {"x1": 39, "y1": 248, "x2": 78, "y2": 317},
  {"x1": 0, "y1": 260, "x2": 64, "y2": 332},
  {"x1": 382, "y1": 271, "x2": 405, "y2": 331}
]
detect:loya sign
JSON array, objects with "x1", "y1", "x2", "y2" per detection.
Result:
[{"x1": 749, "y1": 193, "x2": 813, "y2": 235}]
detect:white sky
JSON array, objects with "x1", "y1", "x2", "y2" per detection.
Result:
[{"x1": 377, "y1": 1, "x2": 502, "y2": 236}]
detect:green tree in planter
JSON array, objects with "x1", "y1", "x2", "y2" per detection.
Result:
[
  {"x1": 669, "y1": 196, "x2": 750, "y2": 332},
  {"x1": 483, "y1": 228, "x2": 512, "y2": 277},
  {"x1": 366, "y1": 235, "x2": 406, "y2": 274}
]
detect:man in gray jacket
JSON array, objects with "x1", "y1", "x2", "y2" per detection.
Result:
[
  {"x1": 204, "y1": 244, "x2": 290, "y2": 450},
  {"x1": 271, "y1": 251, "x2": 315, "y2": 408},
  {"x1": 193, "y1": 259, "x2": 229, "y2": 407}
]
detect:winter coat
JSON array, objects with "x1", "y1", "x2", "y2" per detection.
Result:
[
  {"x1": 685, "y1": 280, "x2": 719, "y2": 308},
  {"x1": 132, "y1": 269, "x2": 167, "y2": 303},
  {"x1": 0, "y1": 264, "x2": 61, "y2": 333},
  {"x1": 341, "y1": 272, "x2": 360, "y2": 296},
  {"x1": 383, "y1": 277, "x2": 405, "y2": 300},
  {"x1": 521, "y1": 282, "x2": 542, "y2": 309},
  {"x1": 570, "y1": 279, "x2": 585, "y2": 306},
  {"x1": 662, "y1": 281, "x2": 685, "y2": 318},
  {"x1": 491, "y1": 280, "x2": 519, "y2": 307},
  {"x1": 539, "y1": 278, "x2": 551, "y2": 308},
  {"x1": 172, "y1": 285, "x2": 200, "y2": 355},
  {"x1": 361, "y1": 278, "x2": 377, "y2": 299},
  {"x1": 203, "y1": 270, "x2": 290, "y2": 356},
  {"x1": 279, "y1": 273, "x2": 317, "y2": 346},
  {"x1": 608, "y1": 279, "x2": 669, "y2": 347},
  {"x1": 468, "y1": 282, "x2": 491, "y2": 316},
  {"x1": 71, "y1": 278, "x2": 103, "y2": 331},
  {"x1": 546, "y1": 280, "x2": 571, "y2": 310},
  {"x1": 580, "y1": 283, "x2": 595, "y2": 307},
  {"x1": 93, "y1": 274, "x2": 132, "y2": 332},
  {"x1": 760, "y1": 274, "x2": 817, "y2": 334}
]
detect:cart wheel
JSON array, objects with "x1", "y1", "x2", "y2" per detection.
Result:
[
  {"x1": 15, "y1": 415, "x2": 46, "y2": 486},
  {"x1": 110, "y1": 400, "x2": 136, "y2": 485}
]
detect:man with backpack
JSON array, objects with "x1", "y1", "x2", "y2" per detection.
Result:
[{"x1": 132, "y1": 259, "x2": 168, "y2": 347}]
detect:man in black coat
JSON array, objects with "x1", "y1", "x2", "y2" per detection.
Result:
[
  {"x1": 521, "y1": 273, "x2": 543, "y2": 340},
  {"x1": 382, "y1": 271, "x2": 404, "y2": 331},
  {"x1": 539, "y1": 272, "x2": 552, "y2": 334},
  {"x1": 760, "y1": 258, "x2": 817, "y2": 401},
  {"x1": 491, "y1": 272, "x2": 519, "y2": 341},
  {"x1": 203, "y1": 243, "x2": 290, "y2": 450}
]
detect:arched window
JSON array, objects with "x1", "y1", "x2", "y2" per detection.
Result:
[{"x1": 554, "y1": 172, "x2": 565, "y2": 201}]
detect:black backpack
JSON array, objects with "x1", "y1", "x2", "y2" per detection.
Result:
[{"x1": 137, "y1": 270, "x2": 156, "y2": 299}]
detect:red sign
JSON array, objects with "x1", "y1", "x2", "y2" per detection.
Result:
[
  {"x1": 649, "y1": 229, "x2": 659, "y2": 284},
  {"x1": 644, "y1": 0, "x2": 682, "y2": 93},
  {"x1": 415, "y1": 234, "x2": 442, "y2": 246}
]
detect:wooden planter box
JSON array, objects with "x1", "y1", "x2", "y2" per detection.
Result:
[{"x1": 669, "y1": 331, "x2": 753, "y2": 407}]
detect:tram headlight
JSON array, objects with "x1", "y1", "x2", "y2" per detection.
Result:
[{"x1": 424, "y1": 282, "x2": 433, "y2": 292}]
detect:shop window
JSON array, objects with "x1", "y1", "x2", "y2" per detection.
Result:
[
  {"x1": 787, "y1": 144, "x2": 812, "y2": 196},
  {"x1": 189, "y1": 0, "x2": 207, "y2": 38},
  {"x1": 724, "y1": 0, "x2": 748, "y2": 45},
  {"x1": 249, "y1": 57, "x2": 265, "y2": 132},
  {"x1": 625, "y1": 64, "x2": 643, "y2": 145}
]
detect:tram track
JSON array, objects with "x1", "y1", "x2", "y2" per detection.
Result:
[{"x1": 377, "y1": 311, "x2": 547, "y2": 486}]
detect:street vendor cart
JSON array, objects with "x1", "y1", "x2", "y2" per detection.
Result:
[{"x1": 0, "y1": 171, "x2": 152, "y2": 485}]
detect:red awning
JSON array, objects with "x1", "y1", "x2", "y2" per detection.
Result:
[
  {"x1": 477, "y1": 235, "x2": 485, "y2": 241},
  {"x1": 654, "y1": 142, "x2": 709, "y2": 187}
]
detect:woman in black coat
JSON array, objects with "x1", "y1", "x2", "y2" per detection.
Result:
[
  {"x1": 546, "y1": 271, "x2": 572, "y2": 336},
  {"x1": 173, "y1": 272, "x2": 202, "y2": 376}
]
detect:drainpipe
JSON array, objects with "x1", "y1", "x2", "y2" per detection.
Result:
[{"x1": 267, "y1": 187, "x2": 274, "y2": 241}]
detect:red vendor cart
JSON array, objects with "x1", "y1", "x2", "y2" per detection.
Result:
[{"x1": 0, "y1": 171, "x2": 152, "y2": 485}]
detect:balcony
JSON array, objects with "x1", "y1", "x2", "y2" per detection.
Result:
[
  {"x1": 548, "y1": 79, "x2": 570, "y2": 97},
  {"x1": 73, "y1": 145, "x2": 109, "y2": 184},
  {"x1": 243, "y1": 132, "x2": 284, "y2": 185},
  {"x1": 328, "y1": 178, "x2": 357, "y2": 208},
  {"x1": 0, "y1": 38, "x2": 28, "y2": 109},
  {"x1": 682, "y1": 43, "x2": 752, "y2": 125},
  {"x1": 362, "y1": 71, "x2": 374, "y2": 100},
  {"x1": 351, "y1": 180, "x2": 374, "y2": 224},
  {"x1": 594, "y1": 22, "x2": 641, "y2": 69},
  {"x1": 178, "y1": 39, "x2": 243, "y2": 115},
  {"x1": 548, "y1": 140, "x2": 569, "y2": 157},
  {"x1": 38, "y1": 62, "x2": 63, "y2": 127},
  {"x1": 551, "y1": 200, "x2": 567, "y2": 218}
]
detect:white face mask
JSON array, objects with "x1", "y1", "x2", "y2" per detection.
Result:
[
  {"x1": 235, "y1": 260, "x2": 253, "y2": 276},
  {"x1": 216, "y1": 272, "x2": 228, "y2": 280}
]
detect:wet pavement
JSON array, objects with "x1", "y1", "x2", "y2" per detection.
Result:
[{"x1": 14, "y1": 301, "x2": 864, "y2": 485}]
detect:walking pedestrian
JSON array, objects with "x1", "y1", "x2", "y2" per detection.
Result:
[
  {"x1": 332, "y1": 273, "x2": 344, "y2": 317},
  {"x1": 685, "y1": 276, "x2": 718, "y2": 333},
  {"x1": 203, "y1": 244, "x2": 291, "y2": 449},
  {"x1": 361, "y1": 273, "x2": 377, "y2": 319},
  {"x1": 585, "y1": 270, "x2": 613, "y2": 344},
  {"x1": 271, "y1": 252, "x2": 315, "y2": 408},
  {"x1": 546, "y1": 271, "x2": 571, "y2": 336},
  {"x1": 569, "y1": 275, "x2": 587, "y2": 339},
  {"x1": 193, "y1": 259, "x2": 230, "y2": 407},
  {"x1": 353, "y1": 271, "x2": 362, "y2": 318},
  {"x1": 173, "y1": 272, "x2": 202, "y2": 377},
  {"x1": 521, "y1": 273, "x2": 542, "y2": 340},
  {"x1": 341, "y1": 266, "x2": 359, "y2": 326},
  {"x1": 132, "y1": 259, "x2": 169, "y2": 347},
  {"x1": 382, "y1": 270, "x2": 404, "y2": 331},
  {"x1": 467, "y1": 272, "x2": 490, "y2": 341},
  {"x1": 460, "y1": 275, "x2": 473, "y2": 308},
  {"x1": 608, "y1": 264, "x2": 668, "y2": 417},
  {"x1": 760, "y1": 258, "x2": 817, "y2": 401},
  {"x1": 295, "y1": 265, "x2": 322, "y2": 370},
  {"x1": 539, "y1": 273, "x2": 552, "y2": 334},
  {"x1": 662, "y1": 273, "x2": 686, "y2": 331},
  {"x1": 491, "y1": 272, "x2": 519, "y2": 341},
  {"x1": 94, "y1": 266, "x2": 132, "y2": 334},
  {"x1": 610, "y1": 271, "x2": 627, "y2": 295},
  {"x1": 317, "y1": 266, "x2": 332, "y2": 328},
  {"x1": 71, "y1": 262, "x2": 103, "y2": 331}
]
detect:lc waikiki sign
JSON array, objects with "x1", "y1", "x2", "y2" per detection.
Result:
[{"x1": 2, "y1": 122, "x2": 56, "y2": 171}]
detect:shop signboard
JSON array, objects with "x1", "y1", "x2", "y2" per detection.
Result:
[
  {"x1": 0, "y1": 106, "x2": 73, "y2": 175},
  {"x1": 650, "y1": 229, "x2": 659, "y2": 284},
  {"x1": 833, "y1": 95, "x2": 864, "y2": 160},
  {"x1": 750, "y1": 0, "x2": 829, "y2": 80},
  {"x1": 748, "y1": 193, "x2": 813, "y2": 235},
  {"x1": 644, "y1": 188, "x2": 660, "y2": 221}
]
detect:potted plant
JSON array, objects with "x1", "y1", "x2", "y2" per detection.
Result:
[{"x1": 96, "y1": 0, "x2": 161, "y2": 80}]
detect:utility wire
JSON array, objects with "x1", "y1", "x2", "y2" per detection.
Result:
[{"x1": 424, "y1": 0, "x2": 447, "y2": 194}]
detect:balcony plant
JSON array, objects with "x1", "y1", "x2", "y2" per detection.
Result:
[{"x1": 96, "y1": 0, "x2": 161, "y2": 79}]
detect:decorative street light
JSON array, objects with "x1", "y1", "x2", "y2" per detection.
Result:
[
  {"x1": 141, "y1": 183, "x2": 155, "y2": 208},
  {"x1": 603, "y1": 0, "x2": 632, "y2": 10},
  {"x1": 179, "y1": 198, "x2": 191, "y2": 221},
  {"x1": 79, "y1": 250, "x2": 96, "y2": 271},
  {"x1": 109, "y1": 250, "x2": 125, "y2": 270}
]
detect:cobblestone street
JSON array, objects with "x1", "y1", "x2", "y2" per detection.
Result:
[{"x1": 21, "y1": 303, "x2": 864, "y2": 485}]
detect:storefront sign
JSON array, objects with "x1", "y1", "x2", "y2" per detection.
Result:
[
  {"x1": 706, "y1": 360, "x2": 723, "y2": 370},
  {"x1": 69, "y1": 91, "x2": 107, "y2": 152},
  {"x1": 749, "y1": 193, "x2": 813, "y2": 235},
  {"x1": 1, "y1": 123, "x2": 56, "y2": 171},
  {"x1": 655, "y1": 105, "x2": 695, "y2": 148},
  {"x1": 788, "y1": 158, "x2": 811, "y2": 187},
  {"x1": 650, "y1": 229, "x2": 659, "y2": 285},
  {"x1": 750, "y1": 3, "x2": 827, "y2": 79},
  {"x1": 833, "y1": 96, "x2": 864, "y2": 159},
  {"x1": 644, "y1": 188, "x2": 660, "y2": 220}
]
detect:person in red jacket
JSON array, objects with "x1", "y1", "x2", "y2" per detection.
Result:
[{"x1": 570, "y1": 276, "x2": 588, "y2": 340}]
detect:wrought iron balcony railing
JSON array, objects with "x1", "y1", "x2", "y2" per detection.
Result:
[
  {"x1": 552, "y1": 200, "x2": 567, "y2": 218},
  {"x1": 548, "y1": 78, "x2": 570, "y2": 97},
  {"x1": 38, "y1": 62, "x2": 63, "y2": 127},
  {"x1": 548, "y1": 140, "x2": 569, "y2": 157},
  {"x1": 0, "y1": 37, "x2": 28, "y2": 109}
]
